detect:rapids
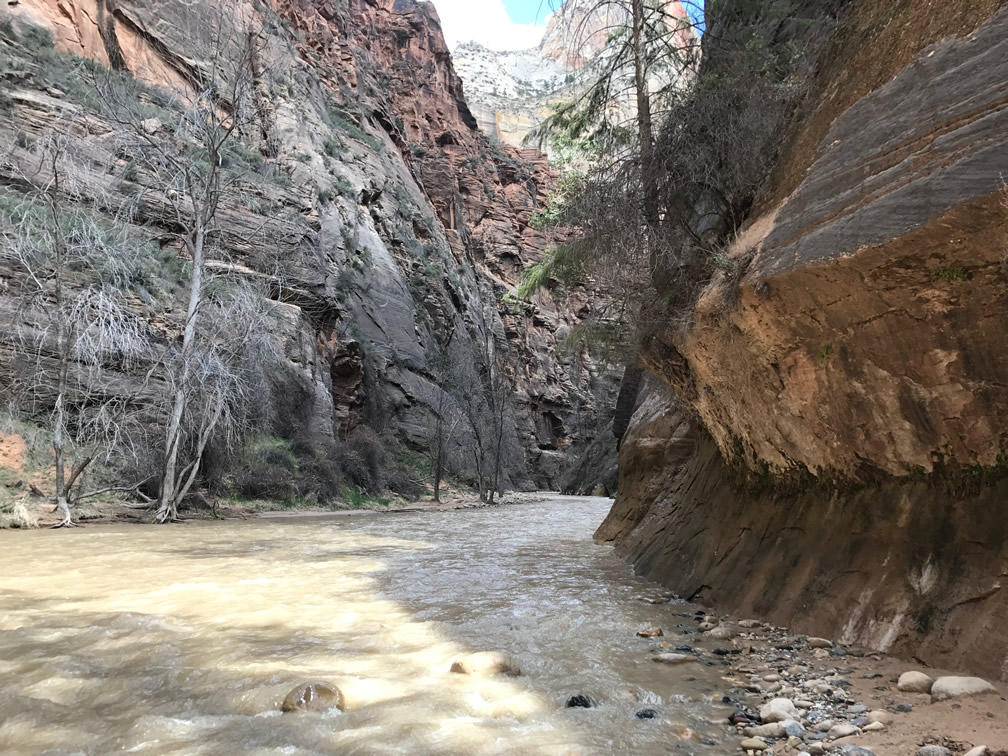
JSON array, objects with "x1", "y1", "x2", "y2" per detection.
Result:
[{"x1": 0, "y1": 495, "x2": 729, "y2": 754}]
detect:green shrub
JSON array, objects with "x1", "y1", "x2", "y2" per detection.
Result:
[
  {"x1": 931, "y1": 265, "x2": 970, "y2": 283},
  {"x1": 234, "y1": 436, "x2": 298, "y2": 500},
  {"x1": 331, "y1": 174, "x2": 354, "y2": 197},
  {"x1": 224, "y1": 141, "x2": 265, "y2": 172},
  {"x1": 325, "y1": 108, "x2": 382, "y2": 152}
]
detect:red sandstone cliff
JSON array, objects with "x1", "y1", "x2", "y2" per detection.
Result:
[
  {"x1": 0, "y1": 0, "x2": 616, "y2": 491},
  {"x1": 599, "y1": 0, "x2": 1008, "y2": 679}
]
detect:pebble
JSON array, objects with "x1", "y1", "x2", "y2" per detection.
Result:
[
  {"x1": 895, "y1": 703, "x2": 913, "y2": 712},
  {"x1": 760, "y1": 697, "x2": 800, "y2": 723},
  {"x1": 814, "y1": 720, "x2": 836, "y2": 733},
  {"x1": 840, "y1": 748, "x2": 876, "y2": 756},
  {"x1": 808, "y1": 637, "x2": 832, "y2": 648},
  {"x1": 866, "y1": 710, "x2": 892, "y2": 725},
  {"x1": 916, "y1": 747, "x2": 953, "y2": 756},
  {"x1": 739, "y1": 737, "x2": 768, "y2": 751},
  {"x1": 763, "y1": 674, "x2": 780, "y2": 682},
  {"x1": 829, "y1": 646, "x2": 848, "y2": 657},
  {"x1": 826, "y1": 723, "x2": 860, "y2": 740},
  {"x1": 652, "y1": 653, "x2": 697, "y2": 665},
  {"x1": 897, "y1": 670, "x2": 935, "y2": 693},
  {"x1": 707, "y1": 624, "x2": 737, "y2": 640},
  {"x1": 847, "y1": 704, "x2": 868, "y2": 714},
  {"x1": 783, "y1": 719, "x2": 805, "y2": 737},
  {"x1": 745, "y1": 723, "x2": 786, "y2": 738},
  {"x1": 808, "y1": 745, "x2": 825, "y2": 756},
  {"x1": 930, "y1": 676, "x2": 997, "y2": 702},
  {"x1": 862, "y1": 721, "x2": 885, "y2": 732},
  {"x1": 795, "y1": 699, "x2": 815, "y2": 708}
]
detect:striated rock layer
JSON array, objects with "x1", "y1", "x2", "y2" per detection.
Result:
[
  {"x1": 0, "y1": 0, "x2": 617, "y2": 488},
  {"x1": 601, "y1": 1, "x2": 1008, "y2": 679}
]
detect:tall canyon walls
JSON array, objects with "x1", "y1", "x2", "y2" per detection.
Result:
[{"x1": 600, "y1": 0, "x2": 1008, "y2": 679}]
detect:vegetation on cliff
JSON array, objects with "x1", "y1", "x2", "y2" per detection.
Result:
[{"x1": 0, "y1": 0, "x2": 614, "y2": 525}]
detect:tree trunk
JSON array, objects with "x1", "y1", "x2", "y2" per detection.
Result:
[
  {"x1": 433, "y1": 434, "x2": 442, "y2": 503},
  {"x1": 52, "y1": 211, "x2": 73, "y2": 529},
  {"x1": 632, "y1": 0, "x2": 663, "y2": 284},
  {"x1": 158, "y1": 224, "x2": 206, "y2": 522}
]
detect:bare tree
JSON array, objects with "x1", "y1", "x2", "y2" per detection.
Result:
[
  {"x1": 89, "y1": 6, "x2": 271, "y2": 521},
  {"x1": 1, "y1": 131, "x2": 150, "y2": 526},
  {"x1": 451, "y1": 300, "x2": 518, "y2": 504},
  {"x1": 425, "y1": 328, "x2": 465, "y2": 503}
]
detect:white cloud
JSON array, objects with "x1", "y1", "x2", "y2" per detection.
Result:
[{"x1": 425, "y1": 0, "x2": 551, "y2": 51}]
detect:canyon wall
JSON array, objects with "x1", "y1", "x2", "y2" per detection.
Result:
[
  {"x1": 0, "y1": 0, "x2": 617, "y2": 491},
  {"x1": 600, "y1": 0, "x2": 1008, "y2": 679}
]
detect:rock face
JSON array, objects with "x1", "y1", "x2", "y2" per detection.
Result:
[
  {"x1": 0, "y1": 0, "x2": 617, "y2": 490},
  {"x1": 599, "y1": 1, "x2": 1008, "y2": 680}
]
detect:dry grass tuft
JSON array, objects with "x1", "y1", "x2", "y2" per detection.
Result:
[{"x1": 0, "y1": 497, "x2": 39, "y2": 529}]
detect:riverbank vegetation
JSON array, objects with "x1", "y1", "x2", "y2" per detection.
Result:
[
  {"x1": 517, "y1": 0, "x2": 846, "y2": 419},
  {"x1": 0, "y1": 11, "x2": 491, "y2": 527}
]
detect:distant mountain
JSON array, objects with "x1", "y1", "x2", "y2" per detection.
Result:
[{"x1": 452, "y1": 1, "x2": 698, "y2": 150}]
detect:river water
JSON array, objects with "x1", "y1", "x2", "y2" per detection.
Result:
[{"x1": 0, "y1": 496, "x2": 731, "y2": 755}]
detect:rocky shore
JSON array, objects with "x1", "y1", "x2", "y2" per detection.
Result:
[{"x1": 635, "y1": 602, "x2": 1008, "y2": 755}]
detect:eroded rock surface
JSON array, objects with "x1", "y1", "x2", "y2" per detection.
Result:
[
  {"x1": 0, "y1": 0, "x2": 618, "y2": 489},
  {"x1": 601, "y1": 1, "x2": 1008, "y2": 680}
]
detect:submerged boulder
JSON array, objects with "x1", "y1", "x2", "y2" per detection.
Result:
[
  {"x1": 281, "y1": 681, "x2": 345, "y2": 713},
  {"x1": 450, "y1": 651, "x2": 520, "y2": 677}
]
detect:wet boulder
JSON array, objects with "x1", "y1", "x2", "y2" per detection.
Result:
[
  {"x1": 281, "y1": 681, "x2": 345, "y2": 713},
  {"x1": 566, "y1": 694, "x2": 594, "y2": 708},
  {"x1": 450, "y1": 651, "x2": 520, "y2": 677}
]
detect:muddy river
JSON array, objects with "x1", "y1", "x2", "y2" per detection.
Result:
[{"x1": 0, "y1": 495, "x2": 730, "y2": 754}]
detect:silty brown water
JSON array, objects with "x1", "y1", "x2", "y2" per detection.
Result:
[{"x1": 0, "y1": 495, "x2": 730, "y2": 754}]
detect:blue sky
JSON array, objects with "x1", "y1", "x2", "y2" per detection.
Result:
[
  {"x1": 501, "y1": 1, "x2": 705, "y2": 34},
  {"x1": 431, "y1": 0, "x2": 704, "y2": 50}
]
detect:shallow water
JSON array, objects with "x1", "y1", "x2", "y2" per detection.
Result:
[{"x1": 0, "y1": 496, "x2": 730, "y2": 754}]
